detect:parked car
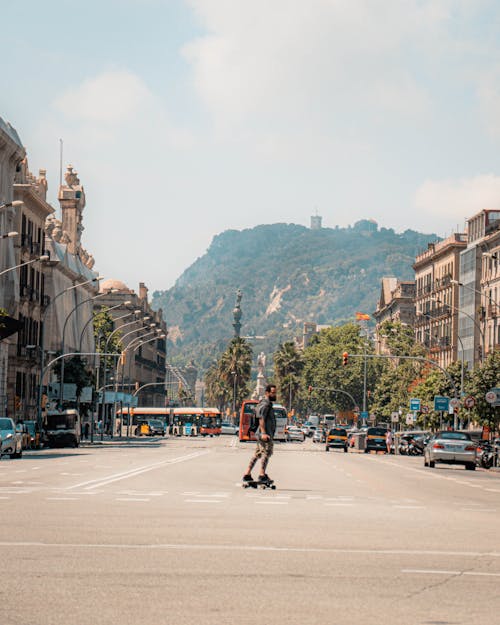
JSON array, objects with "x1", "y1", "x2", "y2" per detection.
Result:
[
  {"x1": 24, "y1": 420, "x2": 41, "y2": 449},
  {"x1": 0, "y1": 417, "x2": 23, "y2": 458},
  {"x1": 312, "y1": 428, "x2": 326, "y2": 443},
  {"x1": 285, "y1": 426, "x2": 305, "y2": 442},
  {"x1": 221, "y1": 421, "x2": 239, "y2": 435},
  {"x1": 424, "y1": 431, "x2": 477, "y2": 470},
  {"x1": 326, "y1": 428, "x2": 348, "y2": 452}
]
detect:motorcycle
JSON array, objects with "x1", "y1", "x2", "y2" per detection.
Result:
[{"x1": 476, "y1": 441, "x2": 496, "y2": 469}]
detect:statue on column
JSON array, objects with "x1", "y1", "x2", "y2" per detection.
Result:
[{"x1": 252, "y1": 351, "x2": 267, "y2": 400}]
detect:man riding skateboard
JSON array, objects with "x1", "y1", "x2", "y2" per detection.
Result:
[{"x1": 242, "y1": 384, "x2": 277, "y2": 485}]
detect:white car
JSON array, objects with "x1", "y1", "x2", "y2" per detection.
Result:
[
  {"x1": 0, "y1": 418, "x2": 23, "y2": 458},
  {"x1": 285, "y1": 426, "x2": 305, "y2": 442},
  {"x1": 221, "y1": 421, "x2": 239, "y2": 435}
]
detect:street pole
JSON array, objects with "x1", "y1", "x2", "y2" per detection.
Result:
[{"x1": 232, "y1": 370, "x2": 237, "y2": 421}]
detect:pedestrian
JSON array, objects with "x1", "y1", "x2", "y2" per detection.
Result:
[
  {"x1": 84, "y1": 422, "x2": 90, "y2": 440},
  {"x1": 242, "y1": 384, "x2": 277, "y2": 485},
  {"x1": 386, "y1": 427, "x2": 393, "y2": 454}
]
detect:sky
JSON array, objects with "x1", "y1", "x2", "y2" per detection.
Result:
[{"x1": 2, "y1": 0, "x2": 500, "y2": 293}]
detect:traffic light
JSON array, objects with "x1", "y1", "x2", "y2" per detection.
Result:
[{"x1": 342, "y1": 352, "x2": 348, "y2": 366}]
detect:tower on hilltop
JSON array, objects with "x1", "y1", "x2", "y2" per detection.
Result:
[{"x1": 310, "y1": 213, "x2": 322, "y2": 230}]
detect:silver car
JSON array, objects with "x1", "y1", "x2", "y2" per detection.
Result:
[
  {"x1": 424, "y1": 431, "x2": 476, "y2": 470},
  {"x1": 285, "y1": 426, "x2": 305, "y2": 442},
  {"x1": 0, "y1": 417, "x2": 23, "y2": 459}
]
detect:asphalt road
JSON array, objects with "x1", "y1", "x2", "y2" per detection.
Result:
[{"x1": 1, "y1": 435, "x2": 500, "y2": 625}]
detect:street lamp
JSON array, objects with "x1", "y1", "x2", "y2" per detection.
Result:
[
  {"x1": 0, "y1": 200, "x2": 23, "y2": 210},
  {"x1": 0, "y1": 254, "x2": 49, "y2": 277},
  {"x1": 36, "y1": 275, "x2": 104, "y2": 427},
  {"x1": 231, "y1": 370, "x2": 237, "y2": 419},
  {"x1": 450, "y1": 279, "x2": 499, "y2": 307},
  {"x1": 0, "y1": 231, "x2": 18, "y2": 240},
  {"x1": 78, "y1": 300, "x2": 132, "y2": 353},
  {"x1": 59, "y1": 290, "x2": 114, "y2": 408}
]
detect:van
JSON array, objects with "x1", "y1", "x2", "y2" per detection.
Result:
[{"x1": 45, "y1": 409, "x2": 81, "y2": 448}]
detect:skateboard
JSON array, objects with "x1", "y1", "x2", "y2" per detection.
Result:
[{"x1": 242, "y1": 479, "x2": 276, "y2": 490}]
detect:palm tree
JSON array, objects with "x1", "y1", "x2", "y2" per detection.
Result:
[
  {"x1": 205, "y1": 362, "x2": 230, "y2": 412},
  {"x1": 274, "y1": 341, "x2": 303, "y2": 411},
  {"x1": 219, "y1": 337, "x2": 253, "y2": 416}
]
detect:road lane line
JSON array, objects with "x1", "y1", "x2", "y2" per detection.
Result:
[
  {"x1": 184, "y1": 499, "x2": 223, "y2": 503},
  {"x1": 115, "y1": 498, "x2": 150, "y2": 502},
  {"x1": 66, "y1": 450, "x2": 210, "y2": 491},
  {"x1": 402, "y1": 569, "x2": 500, "y2": 578},
  {"x1": 1, "y1": 542, "x2": 500, "y2": 557}
]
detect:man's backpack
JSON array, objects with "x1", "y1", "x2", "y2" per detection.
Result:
[{"x1": 248, "y1": 408, "x2": 259, "y2": 434}]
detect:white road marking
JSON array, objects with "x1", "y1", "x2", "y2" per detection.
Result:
[
  {"x1": 393, "y1": 505, "x2": 425, "y2": 509},
  {"x1": 461, "y1": 508, "x2": 496, "y2": 512},
  {"x1": 1, "y1": 543, "x2": 500, "y2": 557},
  {"x1": 0, "y1": 497, "x2": 11, "y2": 500},
  {"x1": 255, "y1": 500, "x2": 288, "y2": 505},
  {"x1": 46, "y1": 497, "x2": 80, "y2": 501},
  {"x1": 402, "y1": 569, "x2": 500, "y2": 578},
  {"x1": 115, "y1": 498, "x2": 150, "y2": 502},
  {"x1": 67, "y1": 450, "x2": 210, "y2": 491},
  {"x1": 184, "y1": 499, "x2": 223, "y2": 503}
]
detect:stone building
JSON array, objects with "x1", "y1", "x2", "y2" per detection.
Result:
[
  {"x1": 373, "y1": 277, "x2": 415, "y2": 354},
  {"x1": 10, "y1": 159, "x2": 53, "y2": 418},
  {"x1": 97, "y1": 280, "x2": 167, "y2": 407},
  {"x1": 41, "y1": 165, "x2": 99, "y2": 410},
  {"x1": 459, "y1": 209, "x2": 500, "y2": 366},
  {"x1": 413, "y1": 233, "x2": 467, "y2": 369},
  {"x1": 0, "y1": 117, "x2": 25, "y2": 416}
]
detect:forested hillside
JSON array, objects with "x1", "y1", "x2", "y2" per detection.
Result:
[{"x1": 152, "y1": 220, "x2": 438, "y2": 369}]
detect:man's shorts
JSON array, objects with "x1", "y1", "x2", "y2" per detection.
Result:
[{"x1": 254, "y1": 438, "x2": 274, "y2": 460}]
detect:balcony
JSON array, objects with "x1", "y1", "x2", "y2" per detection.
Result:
[
  {"x1": 20, "y1": 233, "x2": 32, "y2": 250},
  {"x1": 20, "y1": 285, "x2": 33, "y2": 299},
  {"x1": 487, "y1": 304, "x2": 498, "y2": 318}
]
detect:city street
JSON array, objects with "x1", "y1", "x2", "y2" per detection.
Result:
[{"x1": 2, "y1": 435, "x2": 500, "y2": 625}]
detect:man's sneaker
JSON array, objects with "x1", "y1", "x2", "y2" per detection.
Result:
[
  {"x1": 258, "y1": 474, "x2": 273, "y2": 484},
  {"x1": 242, "y1": 474, "x2": 253, "y2": 483}
]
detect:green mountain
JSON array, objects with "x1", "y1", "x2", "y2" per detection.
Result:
[{"x1": 152, "y1": 220, "x2": 438, "y2": 369}]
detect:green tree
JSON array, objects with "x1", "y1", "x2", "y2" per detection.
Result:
[
  {"x1": 273, "y1": 341, "x2": 303, "y2": 411},
  {"x1": 466, "y1": 350, "x2": 500, "y2": 432},
  {"x1": 94, "y1": 308, "x2": 123, "y2": 371},
  {"x1": 370, "y1": 321, "x2": 428, "y2": 419},
  {"x1": 219, "y1": 337, "x2": 253, "y2": 415},
  {"x1": 205, "y1": 362, "x2": 230, "y2": 412},
  {"x1": 53, "y1": 354, "x2": 93, "y2": 398},
  {"x1": 300, "y1": 323, "x2": 383, "y2": 417}
]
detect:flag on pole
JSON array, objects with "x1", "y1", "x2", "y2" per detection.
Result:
[{"x1": 355, "y1": 312, "x2": 371, "y2": 321}]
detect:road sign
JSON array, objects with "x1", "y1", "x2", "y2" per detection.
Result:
[
  {"x1": 391, "y1": 412, "x2": 400, "y2": 423},
  {"x1": 410, "y1": 398, "x2": 421, "y2": 411},
  {"x1": 464, "y1": 396, "x2": 476, "y2": 409},
  {"x1": 485, "y1": 388, "x2": 500, "y2": 406},
  {"x1": 405, "y1": 414, "x2": 414, "y2": 425},
  {"x1": 360, "y1": 411, "x2": 369, "y2": 420},
  {"x1": 421, "y1": 405, "x2": 429, "y2": 413},
  {"x1": 434, "y1": 396, "x2": 449, "y2": 411},
  {"x1": 449, "y1": 398, "x2": 461, "y2": 409}
]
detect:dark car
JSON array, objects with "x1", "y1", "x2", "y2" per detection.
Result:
[
  {"x1": 365, "y1": 427, "x2": 388, "y2": 453},
  {"x1": 325, "y1": 428, "x2": 348, "y2": 452}
]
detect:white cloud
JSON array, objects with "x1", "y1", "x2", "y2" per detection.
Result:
[
  {"x1": 415, "y1": 175, "x2": 500, "y2": 221},
  {"x1": 54, "y1": 70, "x2": 152, "y2": 124},
  {"x1": 182, "y1": 0, "x2": 452, "y2": 133}
]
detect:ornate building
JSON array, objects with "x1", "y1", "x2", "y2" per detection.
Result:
[
  {"x1": 0, "y1": 117, "x2": 26, "y2": 416},
  {"x1": 414, "y1": 233, "x2": 467, "y2": 369},
  {"x1": 373, "y1": 277, "x2": 415, "y2": 354}
]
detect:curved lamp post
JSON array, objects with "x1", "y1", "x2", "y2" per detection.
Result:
[
  {"x1": 0, "y1": 200, "x2": 23, "y2": 210},
  {"x1": 0, "y1": 254, "x2": 49, "y2": 278},
  {"x1": 36, "y1": 275, "x2": 104, "y2": 426}
]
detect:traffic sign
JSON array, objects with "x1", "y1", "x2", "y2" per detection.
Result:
[
  {"x1": 421, "y1": 405, "x2": 429, "y2": 413},
  {"x1": 485, "y1": 388, "x2": 500, "y2": 406},
  {"x1": 464, "y1": 396, "x2": 476, "y2": 409},
  {"x1": 449, "y1": 398, "x2": 461, "y2": 409},
  {"x1": 434, "y1": 396, "x2": 449, "y2": 411},
  {"x1": 405, "y1": 414, "x2": 414, "y2": 425},
  {"x1": 391, "y1": 412, "x2": 400, "y2": 423},
  {"x1": 410, "y1": 398, "x2": 421, "y2": 411}
]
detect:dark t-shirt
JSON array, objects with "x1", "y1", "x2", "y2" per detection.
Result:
[{"x1": 256, "y1": 397, "x2": 276, "y2": 439}]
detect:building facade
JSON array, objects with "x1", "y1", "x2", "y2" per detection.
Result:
[
  {"x1": 459, "y1": 209, "x2": 500, "y2": 367},
  {"x1": 97, "y1": 280, "x2": 167, "y2": 407},
  {"x1": 414, "y1": 233, "x2": 467, "y2": 369},
  {"x1": 373, "y1": 277, "x2": 415, "y2": 354},
  {"x1": 0, "y1": 117, "x2": 26, "y2": 416}
]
